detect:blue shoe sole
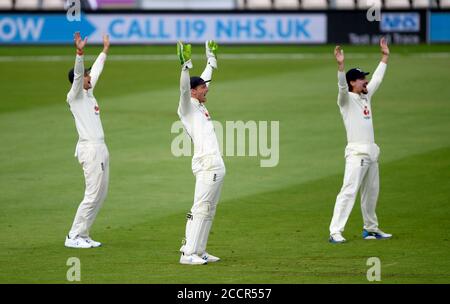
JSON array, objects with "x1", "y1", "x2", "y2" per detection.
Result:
[
  {"x1": 329, "y1": 238, "x2": 345, "y2": 244},
  {"x1": 362, "y1": 230, "x2": 392, "y2": 240}
]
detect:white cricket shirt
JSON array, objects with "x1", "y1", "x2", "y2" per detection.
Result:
[
  {"x1": 67, "y1": 53, "x2": 106, "y2": 150},
  {"x1": 337, "y1": 62, "x2": 387, "y2": 145},
  {"x1": 178, "y1": 62, "x2": 225, "y2": 174}
]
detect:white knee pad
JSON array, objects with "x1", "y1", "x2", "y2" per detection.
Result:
[
  {"x1": 182, "y1": 202, "x2": 216, "y2": 256},
  {"x1": 192, "y1": 201, "x2": 215, "y2": 219}
]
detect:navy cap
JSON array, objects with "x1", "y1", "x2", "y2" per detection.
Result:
[
  {"x1": 346, "y1": 68, "x2": 370, "y2": 83},
  {"x1": 68, "y1": 66, "x2": 91, "y2": 84},
  {"x1": 190, "y1": 76, "x2": 210, "y2": 89}
]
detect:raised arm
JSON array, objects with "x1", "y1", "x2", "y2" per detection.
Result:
[
  {"x1": 90, "y1": 34, "x2": 109, "y2": 90},
  {"x1": 200, "y1": 40, "x2": 218, "y2": 88},
  {"x1": 335, "y1": 45, "x2": 349, "y2": 107},
  {"x1": 367, "y1": 37, "x2": 389, "y2": 98},
  {"x1": 177, "y1": 41, "x2": 193, "y2": 116},
  {"x1": 67, "y1": 32, "x2": 87, "y2": 101}
]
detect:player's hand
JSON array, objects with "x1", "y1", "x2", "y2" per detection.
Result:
[
  {"x1": 74, "y1": 32, "x2": 87, "y2": 54},
  {"x1": 102, "y1": 34, "x2": 110, "y2": 54},
  {"x1": 380, "y1": 37, "x2": 389, "y2": 56},
  {"x1": 205, "y1": 40, "x2": 218, "y2": 69},
  {"x1": 334, "y1": 45, "x2": 344, "y2": 64},
  {"x1": 177, "y1": 41, "x2": 192, "y2": 64},
  {"x1": 206, "y1": 40, "x2": 218, "y2": 58},
  {"x1": 177, "y1": 41, "x2": 193, "y2": 69}
]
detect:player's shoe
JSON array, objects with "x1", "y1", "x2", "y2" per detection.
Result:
[
  {"x1": 180, "y1": 253, "x2": 207, "y2": 265},
  {"x1": 202, "y1": 252, "x2": 220, "y2": 263},
  {"x1": 65, "y1": 235, "x2": 93, "y2": 249},
  {"x1": 83, "y1": 237, "x2": 102, "y2": 248},
  {"x1": 362, "y1": 229, "x2": 392, "y2": 240},
  {"x1": 329, "y1": 233, "x2": 346, "y2": 243}
]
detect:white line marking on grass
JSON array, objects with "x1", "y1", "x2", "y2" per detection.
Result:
[{"x1": 0, "y1": 53, "x2": 449, "y2": 62}]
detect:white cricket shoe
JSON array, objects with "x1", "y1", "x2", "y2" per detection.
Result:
[
  {"x1": 329, "y1": 233, "x2": 346, "y2": 244},
  {"x1": 363, "y1": 229, "x2": 392, "y2": 240},
  {"x1": 201, "y1": 252, "x2": 220, "y2": 263},
  {"x1": 83, "y1": 237, "x2": 102, "y2": 248},
  {"x1": 180, "y1": 253, "x2": 207, "y2": 265},
  {"x1": 65, "y1": 235, "x2": 93, "y2": 249}
]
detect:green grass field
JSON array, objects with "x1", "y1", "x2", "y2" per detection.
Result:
[{"x1": 0, "y1": 44, "x2": 449, "y2": 283}]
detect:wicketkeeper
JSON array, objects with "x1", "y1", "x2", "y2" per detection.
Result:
[{"x1": 177, "y1": 41, "x2": 226, "y2": 265}]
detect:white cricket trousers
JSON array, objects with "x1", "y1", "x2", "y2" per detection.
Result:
[
  {"x1": 182, "y1": 169, "x2": 225, "y2": 256},
  {"x1": 329, "y1": 144, "x2": 380, "y2": 235},
  {"x1": 69, "y1": 142, "x2": 109, "y2": 239}
]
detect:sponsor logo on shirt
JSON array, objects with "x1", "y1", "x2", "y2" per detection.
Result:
[
  {"x1": 204, "y1": 111, "x2": 211, "y2": 121},
  {"x1": 94, "y1": 105, "x2": 100, "y2": 115},
  {"x1": 363, "y1": 106, "x2": 371, "y2": 120}
]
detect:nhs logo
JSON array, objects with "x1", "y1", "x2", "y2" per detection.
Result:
[{"x1": 381, "y1": 13, "x2": 420, "y2": 32}]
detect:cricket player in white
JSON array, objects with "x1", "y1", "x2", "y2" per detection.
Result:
[
  {"x1": 177, "y1": 41, "x2": 225, "y2": 265},
  {"x1": 329, "y1": 38, "x2": 392, "y2": 243},
  {"x1": 64, "y1": 32, "x2": 110, "y2": 249}
]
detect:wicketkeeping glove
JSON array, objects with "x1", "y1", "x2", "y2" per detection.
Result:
[
  {"x1": 177, "y1": 41, "x2": 192, "y2": 69},
  {"x1": 205, "y1": 40, "x2": 218, "y2": 69}
]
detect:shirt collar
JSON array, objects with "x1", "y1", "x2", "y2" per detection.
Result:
[
  {"x1": 191, "y1": 98, "x2": 203, "y2": 106},
  {"x1": 349, "y1": 91, "x2": 368, "y2": 100}
]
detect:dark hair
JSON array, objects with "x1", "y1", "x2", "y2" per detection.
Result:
[
  {"x1": 68, "y1": 68, "x2": 74, "y2": 84},
  {"x1": 347, "y1": 80, "x2": 353, "y2": 92},
  {"x1": 346, "y1": 68, "x2": 369, "y2": 92},
  {"x1": 68, "y1": 67, "x2": 91, "y2": 84}
]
